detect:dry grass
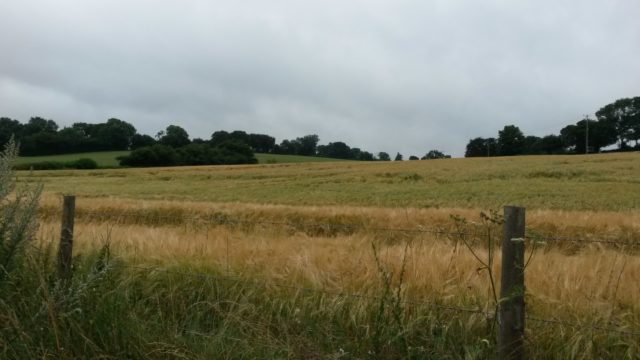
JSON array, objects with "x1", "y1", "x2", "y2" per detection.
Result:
[{"x1": 36, "y1": 200, "x2": 640, "y2": 328}]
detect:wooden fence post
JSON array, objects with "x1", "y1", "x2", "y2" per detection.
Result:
[
  {"x1": 57, "y1": 195, "x2": 76, "y2": 282},
  {"x1": 499, "y1": 206, "x2": 526, "y2": 360}
]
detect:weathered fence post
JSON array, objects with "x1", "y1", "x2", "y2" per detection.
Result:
[
  {"x1": 57, "y1": 195, "x2": 76, "y2": 282},
  {"x1": 499, "y1": 206, "x2": 526, "y2": 360}
]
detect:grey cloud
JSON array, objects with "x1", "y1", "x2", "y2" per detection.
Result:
[{"x1": 1, "y1": 0, "x2": 639, "y2": 157}]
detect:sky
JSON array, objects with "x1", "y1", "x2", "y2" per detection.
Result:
[{"x1": 1, "y1": 0, "x2": 639, "y2": 157}]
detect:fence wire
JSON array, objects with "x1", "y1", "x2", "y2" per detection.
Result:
[
  {"x1": 41, "y1": 205, "x2": 640, "y2": 339},
  {"x1": 41, "y1": 209, "x2": 640, "y2": 247}
]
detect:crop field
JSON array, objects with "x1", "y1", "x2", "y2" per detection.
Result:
[{"x1": 5, "y1": 152, "x2": 640, "y2": 358}]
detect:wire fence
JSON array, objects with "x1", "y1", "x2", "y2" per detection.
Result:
[
  {"x1": 41, "y1": 208, "x2": 640, "y2": 248},
  {"x1": 49, "y1": 201, "x2": 640, "y2": 346}
]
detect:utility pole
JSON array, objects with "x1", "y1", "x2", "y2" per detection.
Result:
[{"x1": 584, "y1": 115, "x2": 589, "y2": 154}]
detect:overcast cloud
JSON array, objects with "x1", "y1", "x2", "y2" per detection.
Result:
[{"x1": 1, "y1": 0, "x2": 639, "y2": 156}]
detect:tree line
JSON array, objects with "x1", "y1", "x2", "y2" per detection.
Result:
[
  {"x1": 2, "y1": 117, "x2": 450, "y2": 166},
  {"x1": 465, "y1": 96, "x2": 640, "y2": 157}
]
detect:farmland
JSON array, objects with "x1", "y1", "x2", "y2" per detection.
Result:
[
  {"x1": 22, "y1": 152, "x2": 640, "y2": 210},
  {"x1": 4, "y1": 152, "x2": 640, "y2": 358}
]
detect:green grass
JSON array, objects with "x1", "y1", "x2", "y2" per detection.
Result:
[
  {"x1": 255, "y1": 153, "x2": 349, "y2": 164},
  {"x1": 18, "y1": 152, "x2": 640, "y2": 211},
  {"x1": 16, "y1": 151, "x2": 130, "y2": 168},
  {"x1": 17, "y1": 151, "x2": 346, "y2": 168}
]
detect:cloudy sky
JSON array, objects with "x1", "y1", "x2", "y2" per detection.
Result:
[{"x1": 1, "y1": 0, "x2": 639, "y2": 157}]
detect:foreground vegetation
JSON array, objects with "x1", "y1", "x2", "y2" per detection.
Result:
[{"x1": 3, "y1": 149, "x2": 639, "y2": 358}]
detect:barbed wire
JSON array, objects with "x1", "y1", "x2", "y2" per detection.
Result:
[
  {"x1": 40, "y1": 208, "x2": 640, "y2": 247},
  {"x1": 525, "y1": 233, "x2": 640, "y2": 247},
  {"x1": 41, "y1": 208, "x2": 481, "y2": 238},
  {"x1": 526, "y1": 316, "x2": 640, "y2": 337}
]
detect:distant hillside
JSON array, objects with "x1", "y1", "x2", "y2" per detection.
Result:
[{"x1": 16, "y1": 151, "x2": 349, "y2": 168}]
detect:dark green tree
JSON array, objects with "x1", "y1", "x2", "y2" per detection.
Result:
[
  {"x1": 295, "y1": 134, "x2": 319, "y2": 156},
  {"x1": 248, "y1": 134, "x2": 276, "y2": 153},
  {"x1": 317, "y1": 142, "x2": 352, "y2": 159},
  {"x1": 0, "y1": 118, "x2": 23, "y2": 147},
  {"x1": 377, "y1": 152, "x2": 391, "y2": 161},
  {"x1": 159, "y1": 125, "x2": 190, "y2": 148},
  {"x1": 595, "y1": 96, "x2": 640, "y2": 148},
  {"x1": 210, "y1": 131, "x2": 231, "y2": 147},
  {"x1": 421, "y1": 150, "x2": 448, "y2": 159},
  {"x1": 497, "y1": 125, "x2": 525, "y2": 156},
  {"x1": 560, "y1": 118, "x2": 617, "y2": 153},
  {"x1": 131, "y1": 134, "x2": 157, "y2": 149},
  {"x1": 394, "y1": 152, "x2": 403, "y2": 161},
  {"x1": 465, "y1": 137, "x2": 497, "y2": 157}
]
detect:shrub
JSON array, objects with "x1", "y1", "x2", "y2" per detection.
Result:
[
  {"x1": 0, "y1": 140, "x2": 41, "y2": 284},
  {"x1": 67, "y1": 158, "x2": 98, "y2": 169},
  {"x1": 119, "y1": 141, "x2": 257, "y2": 167},
  {"x1": 13, "y1": 161, "x2": 65, "y2": 170},
  {"x1": 118, "y1": 145, "x2": 178, "y2": 167}
]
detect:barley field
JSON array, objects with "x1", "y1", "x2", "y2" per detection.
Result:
[{"x1": 5, "y1": 152, "x2": 640, "y2": 359}]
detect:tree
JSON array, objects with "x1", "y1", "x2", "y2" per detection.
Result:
[
  {"x1": 159, "y1": 125, "x2": 190, "y2": 148},
  {"x1": 560, "y1": 118, "x2": 617, "y2": 153},
  {"x1": 0, "y1": 117, "x2": 22, "y2": 148},
  {"x1": 229, "y1": 130, "x2": 250, "y2": 145},
  {"x1": 317, "y1": 142, "x2": 352, "y2": 159},
  {"x1": 465, "y1": 137, "x2": 497, "y2": 157},
  {"x1": 497, "y1": 125, "x2": 525, "y2": 156},
  {"x1": 295, "y1": 134, "x2": 319, "y2": 156},
  {"x1": 97, "y1": 118, "x2": 137, "y2": 150},
  {"x1": 210, "y1": 131, "x2": 231, "y2": 147},
  {"x1": 377, "y1": 152, "x2": 391, "y2": 161},
  {"x1": 421, "y1": 150, "x2": 448, "y2": 160},
  {"x1": 248, "y1": 133, "x2": 276, "y2": 153},
  {"x1": 522, "y1": 136, "x2": 543, "y2": 155},
  {"x1": 595, "y1": 96, "x2": 640, "y2": 148},
  {"x1": 357, "y1": 151, "x2": 375, "y2": 161},
  {"x1": 538, "y1": 135, "x2": 565, "y2": 154},
  {"x1": 23, "y1": 117, "x2": 58, "y2": 135},
  {"x1": 131, "y1": 134, "x2": 157, "y2": 150},
  {"x1": 394, "y1": 152, "x2": 403, "y2": 161}
]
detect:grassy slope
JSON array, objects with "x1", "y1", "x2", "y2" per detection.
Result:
[
  {"x1": 17, "y1": 151, "x2": 345, "y2": 167},
  {"x1": 20, "y1": 152, "x2": 640, "y2": 211},
  {"x1": 16, "y1": 151, "x2": 130, "y2": 168},
  {"x1": 255, "y1": 153, "x2": 350, "y2": 163}
]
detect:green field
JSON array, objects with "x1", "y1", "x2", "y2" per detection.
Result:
[
  {"x1": 20, "y1": 152, "x2": 640, "y2": 211},
  {"x1": 16, "y1": 151, "x2": 346, "y2": 167},
  {"x1": 16, "y1": 151, "x2": 130, "y2": 168},
  {"x1": 255, "y1": 153, "x2": 351, "y2": 164}
]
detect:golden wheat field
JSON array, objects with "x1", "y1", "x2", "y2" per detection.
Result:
[{"x1": 27, "y1": 152, "x2": 640, "y2": 337}]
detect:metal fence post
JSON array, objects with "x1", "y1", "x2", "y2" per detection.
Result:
[
  {"x1": 57, "y1": 195, "x2": 76, "y2": 282},
  {"x1": 499, "y1": 206, "x2": 526, "y2": 360}
]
